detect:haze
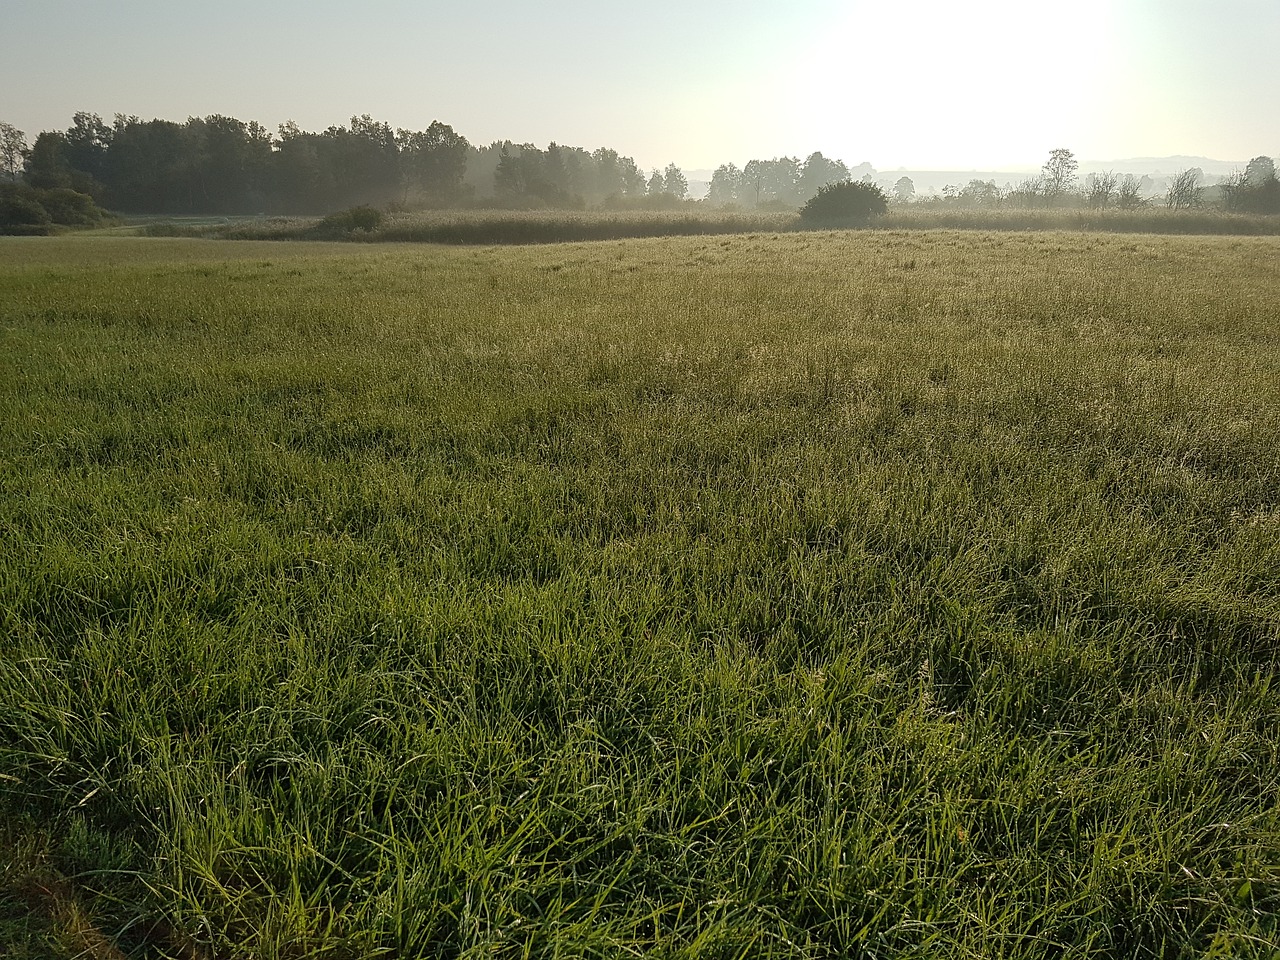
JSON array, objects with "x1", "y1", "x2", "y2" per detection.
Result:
[{"x1": 4, "y1": 0, "x2": 1278, "y2": 170}]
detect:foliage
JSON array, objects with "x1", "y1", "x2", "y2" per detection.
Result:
[
  {"x1": 470, "y1": 141, "x2": 647, "y2": 209},
  {"x1": 15, "y1": 112, "x2": 1280, "y2": 223},
  {"x1": 32, "y1": 188, "x2": 107, "y2": 226},
  {"x1": 795, "y1": 151, "x2": 851, "y2": 203},
  {"x1": 0, "y1": 182, "x2": 107, "y2": 234},
  {"x1": 1, "y1": 232, "x2": 1278, "y2": 958},
  {"x1": 1222, "y1": 159, "x2": 1280, "y2": 214},
  {"x1": 19, "y1": 112, "x2": 471, "y2": 216},
  {"x1": 1245, "y1": 155, "x2": 1276, "y2": 185},
  {"x1": 0, "y1": 190, "x2": 51, "y2": 234},
  {"x1": 493, "y1": 142, "x2": 589, "y2": 209},
  {"x1": 799, "y1": 179, "x2": 888, "y2": 224},
  {"x1": 1042, "y1": 147, "x2": 1079, "y2": 196},
  {"x1": 22, "y1": 132, "x2": 73, "y2": 191},
  {"x1": 662, "y1": 162, "x2": 687, "y2": 200},
  {"x1": 0, "y1": 121, "x2": 25, "y2": 180},
  {"x1": 940, "y1": 179, "x2": 1002, "y2": 206},
  {"x1": 707, "y1": 153, "x2": 854, "y2": 209},
  {"x1": 1085, "y1": 170, "x2": 1119, "y2": 209},
  {"x1": 1115, "y1": 173, "x2": 1147, "y2": 209},
  {"x1": 397, "y1": 120, "x2": 470, "y2": 207},
  {"x1": 1165, "y1": 168, "x2": 1203, "y2": 210},
  {"x1": 314, "y1": 205, "x2": 385, "y2": 237}
]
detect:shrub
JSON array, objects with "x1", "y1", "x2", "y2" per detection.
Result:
[
  {"x1": 37, "y1": 187, "x2": 106, "y2": 226},
  {"x1": 0, "y1": 183, "x2": 110, "y2": 233},
  {"x1": 314, "y1": 205, "x2": 385, "y2": 238},
  {"x1": 800, "y1": 180, "x2": 889, "y2": 226},
  {"x1": 0, "y1": 185, "x2": 53, "y2": 234}
]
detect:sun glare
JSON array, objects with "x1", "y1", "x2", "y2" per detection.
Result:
[{"x1": 773, "y1": 0, "x2": 1120, "y2": 167}]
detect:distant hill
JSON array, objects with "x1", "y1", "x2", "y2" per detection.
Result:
[{"x1": 1077, "y1": 156, "x2": 1249, "y2": 176}]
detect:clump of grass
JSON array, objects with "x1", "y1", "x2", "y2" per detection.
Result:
[{"x1": 1, "y1": 231, "x2": 1278, "y2": 957}]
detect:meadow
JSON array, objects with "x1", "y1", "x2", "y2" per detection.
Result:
[{"x1": 1, "y1": 230, "x2": 1277, "y2": 959}]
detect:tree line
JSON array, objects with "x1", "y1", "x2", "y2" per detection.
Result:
[
  {"x1": 0, "y1": 112, "x2": 866, "y2": 218},
  {"x1": 913, "y1": 148, "x2": 1280, "y2": 214},
  {"x1": 707, "y1": 154, "x2": 873, "y2": 208},
  {"x1": 0, "y1": 113, "x2": 705, "y2": 215},
  {"x1": 3, "y1": 114, "x2": 1276, "y2": 221},
  {"x1": 4, "y1": 113, "x2": 470, "y2": 215}
]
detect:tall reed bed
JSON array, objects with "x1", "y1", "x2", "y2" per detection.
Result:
[{"x1": 141, "y1": 205, "x2": 1280, "y2": 244}]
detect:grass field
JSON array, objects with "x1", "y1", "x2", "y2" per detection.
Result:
[{"x1": 1, "y1": 231, "x2": 1278, "y2": 959}]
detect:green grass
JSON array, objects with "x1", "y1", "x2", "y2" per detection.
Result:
[{"x1": 1, "y1": 231, "x2": 1278, "y2": 959}]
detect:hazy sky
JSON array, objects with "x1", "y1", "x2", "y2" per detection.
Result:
[{"x1": 4, "y1": 0, "x2": 1277, "y2": 171}]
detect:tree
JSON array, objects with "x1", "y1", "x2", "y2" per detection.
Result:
[
  {"x1": 329, "y1": 115, "x2": 401, "y2": 208},
  {"x1": 1165, "y1": 168, "x2": 1202, "y2": 210},
  {"x1": 1245, "y1": 155, "x2": 1276, "y2": 186},
  {"x1": 495, "y1": 145, "x2": 532, "y2": 202},
  {"x1": 272, "y1": 122, "x2": 331, "y2": 213},
  {"x1": 23, "y1": 132, "x2": 72, "y2": 189},
  {"x1": 63, "y1": 112, "x2": 112, "y2": 192},
  {"x1": 398, "y1": 120, "x2": 469, "y2": 206},
  {"x1": 543, "y1": 142, "x2": 570, "y2": 195},
  {"x1": 491, "y1": 143, "x2": 580, "y2": 207},
  {"x1": 0, "y1": 122, "x2": 25, "y2": 180},
  {"x1": 893, "y1": 176, "x2": 915, "y2": 202},
  {"x1": 646, "y1": 168, "x2": 665, "y2": 196},
  {"x1": 1005, "y1": 175, "x2": 1048, "y2": 208},
  {"x1": 741, "y1": 157, "x2": 801, "y2": 207},
  {"x1": 663, "y1": 162, "x2": 687, "y2": 199},
  {"x1": 588, "y1": 147, "x2": 646, "y2": 203},
  {"x1": 560, "y1": 145, "x2": 591, "y2": 201},
  {"x1": 1085, "y1": 170, "x2": 1118, "y2": 210},
  {"x1": 103, "y1": 116, "x2": 192, "y2": 212},
  {"x1": 1115, "y1": 173, "x2": 1145, "y2": 209},
  {"x1": 1042, "y1": 148, "x2": 1078, "y2": 197},
  {"x1": 796, "y1": 152, "x2": 850, "y2": 203},
  {"x1": 186, "y1": 114, "x2": 267, "y2": 213},
  {"x1": 1222, "y1": 159, "x2": 1280, "y2": 214},
  {"x1": 708, "y1": 163, "x2": 743, "y2": 206},
  {"x1": 617, "y1": 156, "x2": 647, "y2": 198},
  {"x1": 960, "y1": 179, "x2": 1001, "y2": 206},
  {"x1": 799, "y1": 180, "x2": 888, "y2": 225}
]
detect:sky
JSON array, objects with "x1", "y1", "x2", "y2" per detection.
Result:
[{"x1": 3, "y1": 0, "x2": 1278, "y2": 172}]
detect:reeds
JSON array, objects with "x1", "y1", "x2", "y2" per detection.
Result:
[{"x1": 137, "y1": 205, "x2": 1280, "y2": 244}]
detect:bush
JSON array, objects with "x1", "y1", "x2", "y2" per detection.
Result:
[
  {"x1": 314, "y1": 205, "x2": 385, "y2": 238},
  {"x1": 800, "y1": 180, "x2": 888, "y2": 225},
  {"x1": 0, "y1": 185, "x2": 53, "y2": 234},
  {"x1": 37, "y1": 187, "x2": 106, "y2": 226},
  {"x1": 1223, "y1": 176, "x2": 1280, "y2": 215},
  {"x1": 0, "y1": 183, "x2": 111, "y2": 234}
]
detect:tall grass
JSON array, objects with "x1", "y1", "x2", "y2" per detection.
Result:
[
  {"x1": 148, "y1": 209, "x2": 799, "y2": 244},
  {"x1": 1, "y1": 231, "x2": 1278, "y2": 958},
  {"x1": 879, "y1": 205, "x2": 1280, "y2": 235},
  {"x1": 138, "y1": 206, "x2": 1280, "y2": 244}
]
